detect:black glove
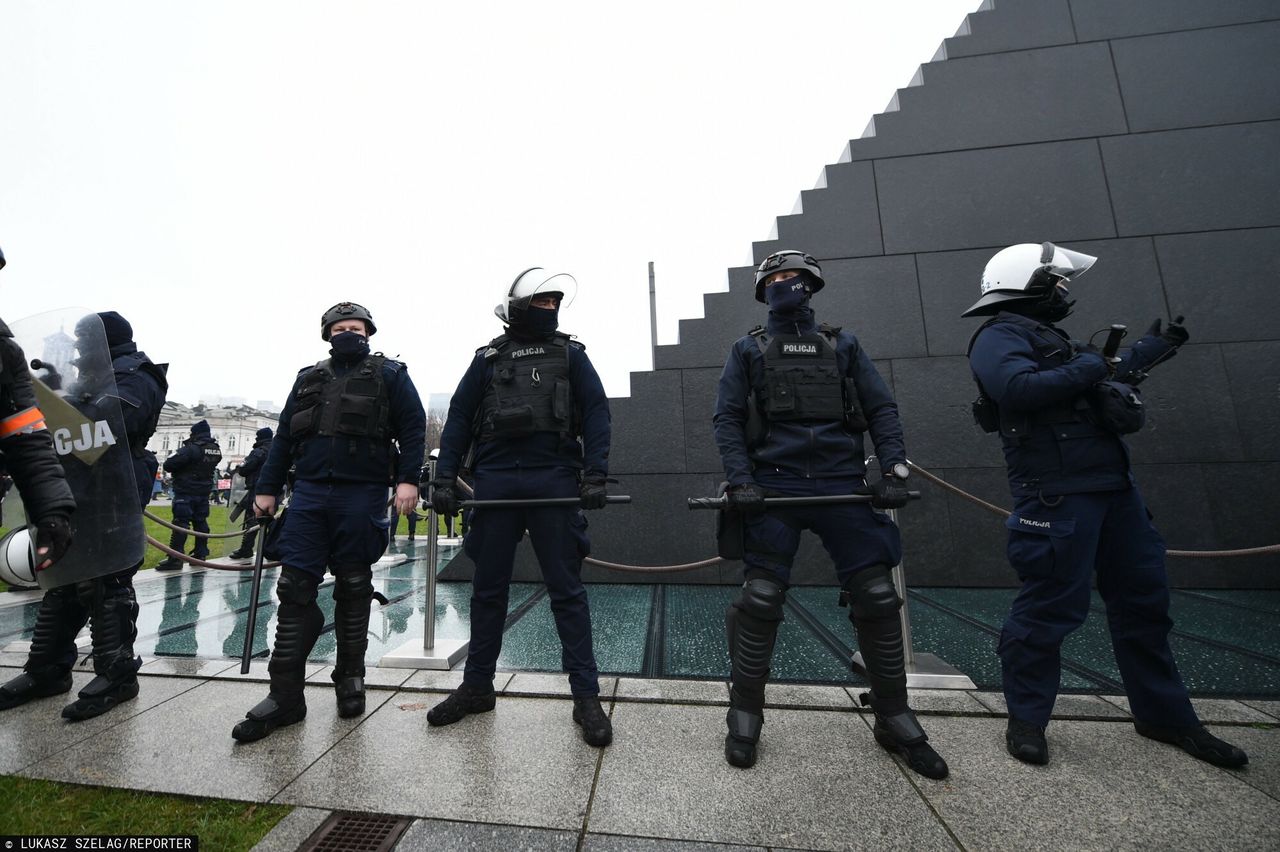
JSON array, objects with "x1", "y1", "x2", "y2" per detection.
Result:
[
  {"x1": 1145, "y1": 316, "x2": 1189, "y2": 348},
  {"x1": 580, "y1": 475, "x2": 608, "y2": 510},
  {"x1": 726, "y1": 482, "x2": 767, "y2": 515},
  {"x1": 430, "y1": 476, "x2": 460, "y2": 516},
  {"x1": 870, "y1": 476, "x2": 910, "y2": 510},
  {"x1": 34, "y1": 513, "x2": 73, "y2": 569}
]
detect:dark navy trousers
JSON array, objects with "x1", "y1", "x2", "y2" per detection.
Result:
[
  {"x1": 171, "y1": 493, "x2": 212, "y2": 559},
  {"x1": 462, "y1": 466, "x2": 599, "y2": 697},
  {"x1": 999, "y1": 486, "x2": 1198, "y2": 728},
  {"x1": 743, "y1": 474, "x2": 902, "y2": 585},
  {"x1": 276, "y1": 479, "x2": 391, "y2": 578}
]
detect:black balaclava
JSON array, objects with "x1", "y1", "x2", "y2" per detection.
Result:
[
  {"x1": 520, "y1": 305, "x2": 559, "y2": 338},
  {"x1": 765, "y1": 274, "x2": 816, "y2": 334},
  {"x1": 1016, "y1": 283, "x2": 1075, "y2": 323},
  {"x1": 329, "y1": 330, "x2": 370, "y2": 363}
]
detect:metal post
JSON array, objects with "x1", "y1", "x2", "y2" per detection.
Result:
[
  {"x1": 648, "y1": 261, "x2": 658, "y2": 369},
  {"x1": 380, "y1": 457, "x2": 468, "y2": 670}
]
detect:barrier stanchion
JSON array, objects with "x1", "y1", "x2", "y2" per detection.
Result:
[{"x1": 380, "y1": 458, "x2": 468, "y2": 670}]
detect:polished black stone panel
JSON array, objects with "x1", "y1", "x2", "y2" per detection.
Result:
[
  {"x1": 892, "y1": 472, "x2": 959, "y2": 587},
  {"x1": 927, "y1": 467, "x2": 1017, "y2": 587},
  {"x1": 608, "y1": 370, "x2": 685, "y2": 474},
  {"x1": 772, "y1": 162, "x2": 883, "y2": 259},
  {"x1": 917, "y1": 238, "x2": 1167, "y2": 357},
  {"x1": 1155, "y1": 228, "x2": 1280, "y2": 344},
  {"x1": 842, "y1": 43, "x2": 1126, "y2": 162},
  {"x1": 941, "y1": 0, "x2": 1076, "y2": 58},
  {"x1": 1101, "y1": 122, "x2": 1280, "y2": 236},
  {"x1": 1219, "y1": 341, "x2": 1280, "y2": 462},
  {"x1": 1195, "y1": 462, "x2": 1280, "y2": 588},
  {"x1": 1123, "y1": 344, "x2": 1244, "y2": 465},
  {"x1": 875, "y1": 141, "x2": 1116, "y2": 255},
  {"x1": 890, "y1": 355, "x2": 1005, "y2": 470},
  {"x1": 681, "y1": 367, "x2": 725, "y2": 475},
  {"x1": 811, "y1": 256, "x2": 926, "y2": 359},
  {"x1": 1070, "y1": 0, "x2": 1280, "y2": 41},
  {"x1": 1111, "y1": 22, "x2": 1280, "y2": 132}
]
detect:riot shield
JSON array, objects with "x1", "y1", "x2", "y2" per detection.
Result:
[
  {"x1": 227, "y1": 472, "x2": 251, "y2": 524},
  {"x1": 7, "y1": 310, "x2": 143, "y2": 588}
]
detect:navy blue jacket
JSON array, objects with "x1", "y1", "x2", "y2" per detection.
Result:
[
  {"x1": 111, "y1": 345, "x2": 168, "y2": 507},
  {"x1": 969, "y1": 312, "x2": 1176, "y2": 497},
  {"x1": 255, "y1": 355, "x2": 426, "y2": 494},
  {"x1": 435, "y1": 331, "x2": 610, "y2": 480},
  {"x1": 164, "y1": 431, "x2": 220, "y2": 497},
  {"x1": 235, "y1": 436, "x2": 271, "y2": 487},
  {"x1": 713, "y1": 308, "x2": 905, "y2": 484}
]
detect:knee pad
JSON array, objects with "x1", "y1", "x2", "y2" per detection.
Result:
[
  {"x1": 332, "y1": 566, "x2": 374, "y2": 603},
  {"x1": 733, "y1": 576, "x2": 787, "y2": 623},
  {"x1": 845, "y1": 565, "x2": 901, "y2": 623},
  {"x1": 276, "y1": 567, "x2": 321, "y2": 607}
]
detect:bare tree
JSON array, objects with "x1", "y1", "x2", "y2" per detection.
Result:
[{"x1": 423, "y1": 407, "x2": 448, "y2": 461}]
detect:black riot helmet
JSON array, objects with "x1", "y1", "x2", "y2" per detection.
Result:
[
  {"x1": 320, "y1": 301, "x2": 377, "y2": 341},
  {"x1": 754, "y1": 250, "x2": 825, "y2": 302}
]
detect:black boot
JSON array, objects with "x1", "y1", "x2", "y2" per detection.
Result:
[
  {"x1": 1007, "y1": 717, "x2": 1049, "y2": 765},
  {"x1": 232, "y1": 568, "x2": 323, "y2": 742},
  {"x1": 725, "y1": 576, "x2": 785, "y2": 769},
  {"x1": 228, "y1": 526, "x2": 257, "y2": 560},
  {"x1": 848, "y1": 566, "x2": 948, "y2": 780},
  {"x1": 0, "y1": 586, "x2": 86, "y2": 711},
  {"x1": 1134, "y1": 721, "x2": 1248, "y2": 768},
  {"x1": 427, "y1": 682, "x2": 497, "y2": 726},
  {"x1": 332, "y1": 567, "x2": 374, "y2": 719},
  {"x1": 572, "y1": 696, "x2": 613, "y2": 747},
  {"x1": 154, "y1": 557, "x2": 183, "y2": 571},
  {"x1": 161, "y1": 526, "x2": 188, "y2": 570},
  {"x1": 63, "y1": 580, "x2": 142, "y2": 722}
]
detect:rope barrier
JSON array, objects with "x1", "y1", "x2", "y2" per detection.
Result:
[
  {"x1": 144, "y1": 535, "x2": 281, "y2": 571},
  {"x1": 905, "y1": 462, "x2": 1280, "y2": 559},
  {"x1": 143, "y1": 510, "x2": 247, "y2": 539}
]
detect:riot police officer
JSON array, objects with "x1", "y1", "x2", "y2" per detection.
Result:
[
  {"x1": 713, "y1": 250, "x2": 947, "y2": 779},
  {"x1": 227, "y1": 427, "x2": 273, "y2": 560},
  {"x1": 156, "y1": 420, "x2": 222, "y2": 569},
  {"x1": 964, "y1": 242, "x2": 1247, "y2": 769},
  {"x1": 427, "y1": 268, "x2": 613, "y2": 747},
  {"x1": 231, "y1": 301, "x2": 425, "y2": 742},
  {"x1": 1, "y1": 310, "x2": 167, "y2": 719}
]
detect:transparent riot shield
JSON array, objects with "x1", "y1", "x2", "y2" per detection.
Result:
[
  {"x1": 227, "y1": 472, "x2": 251, "y2": 525},
  {"x1": 7, "y1": 310, "x2": 143, "y2": 588}
]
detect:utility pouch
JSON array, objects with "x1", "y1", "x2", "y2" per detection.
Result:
[
  {"x1": 972, "y1": 394, "x2": 1000, "y2": 433},
  {"x1": 263, "y1": 510, "x2": 287, "y2": 562},
  {"x1": 1090, "y1": 380, "x2": 1145, "y2": 435},
  {"x1": 715, "y1": 481, "x2": 745, "y2": 560},
  {"x1": 842, "y1": 377, "x2": 868, "y2": 433},
  {"x1": 489, "y1": 405, "x2": 535, "y2": 437},
  {"x1": 552, "y1": 378, "x2": 571, "y2": 423},
  {"x1": 289, "y1": 404, "x2": 318, "y2": 438}
]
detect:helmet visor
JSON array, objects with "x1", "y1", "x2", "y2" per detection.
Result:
[
  {"x1": 1046, "y1": 245, "x2": 1097, "y2": 281},
  {"x1": 511, "y1": 271, "x2": 577, "y2": 310}
]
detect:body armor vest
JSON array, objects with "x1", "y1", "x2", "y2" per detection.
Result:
[
  {"x1": 478, "y1": 334, "x2": 574, "y2": 441},
  {"x1": 174, "y1": 436, "x2": 221, "y2": 490},
  {"x1": 748, "y1": 325, "x2": 866, "y2": 438},
  {"x1": 289, "y1": 354, "x2": 392, "y2": 445}
]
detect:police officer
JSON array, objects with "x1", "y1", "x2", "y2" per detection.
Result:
[
  {"x1": 156, "y1": 420, "x2": 222, "y2": 569},
  {"x1": 231, "y1": 301, "x2": 425, "y2": 742},
  {"x1": 1, "y1": 310, "x2": 167, "y2": 719},
  {"x1": 713, "y1": 250, "x2": 946, "y2": 779},
  {"x1": 227, "y1": 427, "x2": 273, "y2": 560},
  {"x1": 427, "y1": 268, "x2": 613, "y2": 747},
  {"x1": 964, "y1": 242, "x2": 1247, "y2": 769}
]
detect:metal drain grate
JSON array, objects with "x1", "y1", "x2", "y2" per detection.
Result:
[{"x1": 300, "y1": 811, "x2": 412, "y2": 852}]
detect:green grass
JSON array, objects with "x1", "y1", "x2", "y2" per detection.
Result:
[{"x1": 0, "y1": 775, "x2": 291, "y2": 849}]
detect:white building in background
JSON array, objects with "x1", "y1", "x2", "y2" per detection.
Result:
[{"x1": 148, "y1": 402, "x2": 280, "y2": 472}]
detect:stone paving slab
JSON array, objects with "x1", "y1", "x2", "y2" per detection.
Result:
[
  {"x1": 140, "y1": 657, "x2": 239, "y2": 678},
  {"x1": 587, "y1": 702, "x2": 957, "y2": 851},
  {"x1": 1241, "y1": 699, "x2": 1280, "y2": 721},
  {"x1": 615, "y1": 678, "x2": 728, "y2": 705},
  {"x1": 250, "y1": 807, "x2": 331, "y2": 852},
  {"x1": 217, "y1": 660, "x2": 326, "y2": 684},
  {"x1": 0, "y1": 672, "x2": 204, "y2": 775},
  {"x1": 764, "y1": 684, "x2": 854, "y2": 710},
  {"x1": 912, "y1": 716, "x2": 1278, "y2": 852},
  {"x1": 900, "y1": 688, "x2": 992, "y2": 715},
  {"x1": 974, "y1": 691, "x2": 1132, "y2": 720},
  {"x1": 22, "y1": 681, "x2": 394, "y2": 802},
  {"x1": 393, "y1": 817, "x2": 579, "y2": 850},
  {"x1": 1206, "y1": 723, "x2": 1280, "y2": 802},
  {"x1": 583, "y1": 836, "x2": 765, "y2": 851},
  {"x1": 502, "y1": 672, "x2": 618, "y2": 698},
  {"x1": 307, "y1": 665, "x2": 413, "y2": 689},
  {"x1": 400, "y1": 671, "x2": 514, "y2": 693},
  {"x1": 274, "y1": 694, "x2": 606, "y2": 830},
  {"x1": 1101, "y1": 695, "x2": 1274, "y2": 724}
]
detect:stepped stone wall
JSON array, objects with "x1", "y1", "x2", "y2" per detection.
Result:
[{"x1": 449, "y1": 0, "x2": 1280, "y2": 588}]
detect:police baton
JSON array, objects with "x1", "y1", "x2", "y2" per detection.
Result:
[
  {"x1": 240, "y1": 513, "x2": 273, "y2": 675},
  {"x1": 1102, "y1": 324, "x2": 1126, "y2": 373},
  {"x1": 460, "y1": 496, "x2": 632, "y2": 508},
  {"x1": 687, "y1": 492, "x2": 920, "y2": 510}
]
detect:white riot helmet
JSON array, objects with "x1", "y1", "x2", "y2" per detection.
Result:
[
  {"x1": 961, "y1": 242, "x2": 1097, "y2": 317},
  {"x1": 494, "y1": 268, "x2": 578, "y2": 327},
  {"x1": 0, "y1": 527, "x2": 38, "y2": 589}
]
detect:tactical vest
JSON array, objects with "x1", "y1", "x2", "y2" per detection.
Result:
[
  {"x1": 747, "y1": 324, "x2": 866, "y2": 440},
  {"x1": 477, "y1": 333, "x2": 575, "y2": 441},
  {"x1": 967, "y1": 312, "x2": 1091, "y2": 440},
  {"x1": 174, "y1": 436, "x2": 222, "y2": 491},
  {"x1": 289, "y1": 354, "x2": 393, "y2": 445}
]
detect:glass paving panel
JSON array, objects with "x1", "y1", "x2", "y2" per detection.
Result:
[{"x1": 495, "y1": 583, "x2": 651, "y2": 675}]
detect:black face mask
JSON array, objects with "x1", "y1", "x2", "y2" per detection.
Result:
[
  {"x1": 329, "y1": 331, "x2": 370, "y2": 362},
  {"x1": 1022, "y1": 287, "x2": 1076, "y2": 322},
  {"x1": 519, "y1": 306, "x2": 559, "y2": 337}
]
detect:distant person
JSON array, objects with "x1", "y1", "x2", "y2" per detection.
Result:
[
  {"x1": 156, "y1": 421, "x2": 221, "y2": 570},
  {"x1": 427, "y1": 268, "x2": 613, "y2": 747},
  {"x1": 963, "y1": 242, "x2": 1246, "y2": 769},
  {"x1": 231, "y1": 301, "x2": 425, "y2": 742},
  {"x1": 227, "y1": 427, "x2": 273, "y2": 561}
]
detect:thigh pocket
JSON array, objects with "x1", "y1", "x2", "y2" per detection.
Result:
[
  {"x1": 1005, "y1": 514, "x2": 1076, "y2": 580},
  {"x1": 569, "y1": 511, "x2": 591, "y2": 560}
]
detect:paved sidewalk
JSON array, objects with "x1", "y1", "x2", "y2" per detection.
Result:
[{"x1": 0, "y1": 661, "x2": 1276, "y2": 851}]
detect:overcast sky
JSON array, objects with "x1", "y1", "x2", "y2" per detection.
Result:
[{"x1": 1, "y1": 1, "x2": 976, "y2": 409}]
